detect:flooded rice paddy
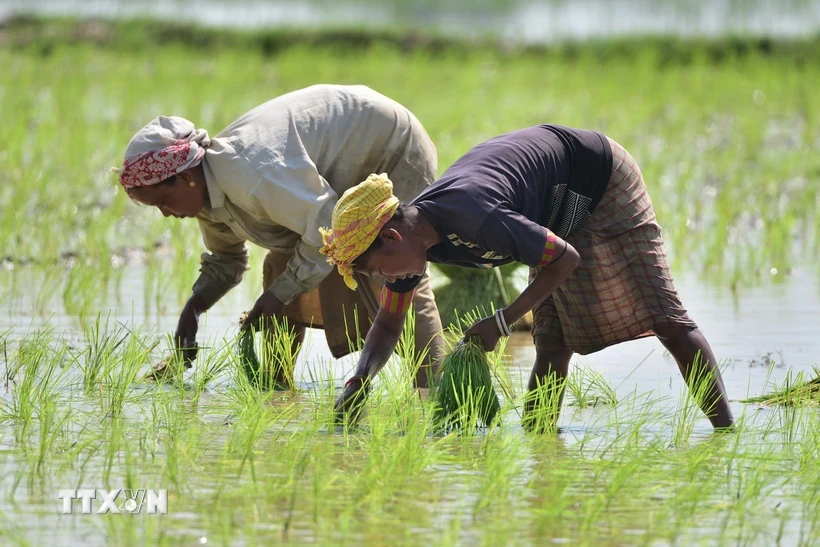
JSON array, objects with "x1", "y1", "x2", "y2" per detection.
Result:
[
  {"x1": 1, "y1": 263, "x2": 818, "y2": 545},
  {"x1": 1, "y1": 16, "x2": 820, "y2": 546}
]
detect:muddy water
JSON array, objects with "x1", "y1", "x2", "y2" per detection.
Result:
[{"x1": 1, "y1": 264, "x2": 818, "y2": 426}]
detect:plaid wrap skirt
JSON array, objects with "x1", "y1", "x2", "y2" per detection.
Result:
[{"x1": 531, "y1": 137, "x2": 697, "y2": 354}]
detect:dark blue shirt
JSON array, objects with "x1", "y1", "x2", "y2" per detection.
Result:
[{"x1": 388, "y1": 124, "x2": 612, "y2": 293}]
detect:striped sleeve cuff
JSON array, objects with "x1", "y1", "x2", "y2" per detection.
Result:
[
  {"x1": 538, "y1": 229, "x2": 560, "y2": 267},
  {"x1": 378, "y1": 286, "x2": 415, "y2": 314}
]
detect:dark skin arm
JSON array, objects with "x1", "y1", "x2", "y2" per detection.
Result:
[
  {"x1": 334, "y1": 306, "x2": 407, "y2": 423},
  {"x1": 178, "y1": 287, "x2": 285, "y2": 365},
  {"x1": 464, "y1": 238, "x2": 582, "y2": 351},
  {"x1": 240, "y1": 291, "x2": 285, "y2": 331},
  {"x1": 174, "y1": 292, "x2": 216, "y2": 364},
  {"x1": 334, "y1": 238, "x2": 581, "y2": 422}
]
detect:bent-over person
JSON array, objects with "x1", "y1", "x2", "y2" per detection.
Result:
[
  {"x1": 112, "y1": 84, "x2": 445, "y2": 386},
  {"x1": 321, "y1": 124, "x2": 734, "y2": 430}
]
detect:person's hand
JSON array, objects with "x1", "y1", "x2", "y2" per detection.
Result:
[
  {"x1": 334, "y1": 375, "x2": 371, "y2": 425},
  {"x1": 463, "y1": 315, "x2": 502, "y2": 352},
  {"x1": 241, "y1": 291, "x2": 285, "y2": 331},
  {"x1": 174, "y1": 304, "x2": 200, "y2": 364}
]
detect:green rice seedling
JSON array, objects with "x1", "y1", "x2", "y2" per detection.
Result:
[
  {"x1": 374, "y1": 308, "x2": 450, "y2": 434},
  {"x1": 484, "y1": 331, "x2": 518, "y2": 414},
  {"x1": 330, "y1": 318, "x2": 424, "y2": 431},
  {"x1": 472, "y1": 432, "x2": 527, "y2": 518},
  {"x1": 260, "y1": 317, "x2": 301, "y2": 391},
  {"x1": 521, "y1": 372, "x2": 565, "y2": 435},
  {"x1": 236, "y1": 313, "x2": 299, "y2": 391},
  {"x1": 100, "y1": 329, "x2": 151, "y2": 418},
  {"x1": 431, "y1": 307, "x2": 517, "y2": 431},
  {"x1": 0, "y1": 329, "x2": 69, "y2": 442},
  {"x1": 75, "y1": 313, "x2": 129, "y2": 394},
  {"x1": 432, "y1": 339, "x2": 500, "y2": 433},
  {"x1": 237, "y1": 328, "x2": 263, "y2": 385},
  {"x1": 30, "y1": 392, "x2": 74, "y2": 481},
  {"x1": 565, "y1": 359, "x2": 618, "y2": 407},
  {"x1": 0, "y1": 332, "x2": 80, "y2": 489},
  {"x1": 393, "y1": 303, "x2": 426, "y2": 388},
  {"x1": 190, "y1": 344, "x2": 231, "y2": 413},
  {"x1": 224, "y1": 357, "x2": 301, "y2": 483},
  {"x1": 353, "y1": 406, "x2": 441, "y2": 515},
  {"x1": 797, "y1": 461, "x2": 820, "y2": 545},
  {"x1": 671, "y1": 352, "x2": 723, "y2": 446},
  {"x1": 796, "y1": 410, "x2": 820, "y2": 466},
  {"x1": 1, "y1": 328, "x2": 12, "y2": 389},
  {"x1": 341, "y1": 302, "x2": 366, "y2": 355},
  {"x1": 741, "y1": 367, "x2": 820, "y2": 405},
  {"x1": 305, "y1": 359, "x2": 343, "y2": 430}
]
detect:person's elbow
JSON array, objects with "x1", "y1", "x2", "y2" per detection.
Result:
[{"x1": 554, "y1": 242, "x2": 581, "y2": 275}]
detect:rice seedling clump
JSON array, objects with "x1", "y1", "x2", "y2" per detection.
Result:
[
  {"x1": 236, "y1": 313, "x2": 294, "y2": 391},
  {"x1": 741, "y1": 367, "x2": 820, "y2": 405},
  {"x1": 433, "y1": 339, "x2": 501, "y2": 432}
]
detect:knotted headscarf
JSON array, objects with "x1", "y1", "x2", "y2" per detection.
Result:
[
  {"x1": 319, "y1": 173, "x2": 399, "y2": 290},
  {"x1": 112, "y1": 116, "x2": 210, "y2": 189}
]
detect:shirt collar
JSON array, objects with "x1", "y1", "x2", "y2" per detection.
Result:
[{"x1": 201, "y1": 154, "x2": 226, "y2": 211}]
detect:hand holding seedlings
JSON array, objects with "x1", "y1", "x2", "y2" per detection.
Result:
[
  {"x1": 463, "y1": 314, "x2": 504, "y2": 352},
  {"x1": 174, "y1": 303, "x2": 200, "y2": 364},
  {"x1": 241, "y1": 291, "x2": 285, "y2": 332},
  {"x1": 334, "y1": 375, "x2": 371, "y2": 425}
]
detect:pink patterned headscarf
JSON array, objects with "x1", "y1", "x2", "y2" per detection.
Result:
[{"x1": 113, "y1": 116, "x2": 211, "y2": 189}]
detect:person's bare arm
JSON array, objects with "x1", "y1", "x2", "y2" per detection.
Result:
[
  {"x1": 334, "y1": 302, "x2": 409, "y2": 423},
  {"x1": 464, "y1": 238, "x2": 581, "y2": 350}
]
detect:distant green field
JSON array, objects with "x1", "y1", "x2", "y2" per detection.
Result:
[{"x1": 1, "y1": 19, "x2": 818, "y2": 306}]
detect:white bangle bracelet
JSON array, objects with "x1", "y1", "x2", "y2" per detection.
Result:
[
  {"x1": 494, "y1": 309, "x2": 511, "y2": 337},
  {"x1": 493, "y1": 311, "x2": 505, "y2": 337}
]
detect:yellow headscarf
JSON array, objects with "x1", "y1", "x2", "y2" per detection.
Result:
[{"x1": 319, "y1": 173, "x2": 399, "y2": 290}]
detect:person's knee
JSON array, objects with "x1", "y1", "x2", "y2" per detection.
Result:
[
  {"x1": 654, "y1": 325, "x2": 697, "y2": 345},
  {"x1": 533, "y1": 334, "x2": 569, "y2": 356}
]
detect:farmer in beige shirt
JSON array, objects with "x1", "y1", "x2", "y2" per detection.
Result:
[{"x1": 113, "y1": 84, "x2": 444, "y2": 386}]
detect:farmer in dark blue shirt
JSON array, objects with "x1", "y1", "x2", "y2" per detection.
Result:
[{"x1": 320, "y1": 124, "x2": 734, "y2": 431}]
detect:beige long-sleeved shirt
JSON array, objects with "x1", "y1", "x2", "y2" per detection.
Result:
[{"x1": 192, "y1": 84, "x2": 435, "y2": 305}]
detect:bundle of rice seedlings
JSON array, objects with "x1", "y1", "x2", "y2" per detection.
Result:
[
  {"x1": 432, "y1": 339, "x2": 501, "y2": 432},
  {"x1": 741, "y1": 367, "x2": 820, "y2": 405},
  {"x1": 236, "y1": 313, "x2": 296, "y2": 391}
]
